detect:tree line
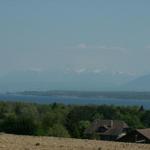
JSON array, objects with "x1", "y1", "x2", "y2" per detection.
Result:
[{"x1": 0, "y1": 101, "x2": 149, "y2": 139}]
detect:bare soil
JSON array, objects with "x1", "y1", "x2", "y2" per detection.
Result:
[{"x1": 0, "y1": 133, "x2": 150, "y2": 150}]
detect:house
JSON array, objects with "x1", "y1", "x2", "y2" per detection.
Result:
[
  {"x1": 117, "y1": 128, "x2": 150, "y2": 144},
  {"x1": 84, "y1": 119, "x2": 129, "y2": 141}
]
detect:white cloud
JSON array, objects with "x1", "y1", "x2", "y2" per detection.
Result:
[
  {"x1": 67, "y1": 43, "x2": 127, "y2": 53},
  {"x1": 65, "y1": 68, "x2": 87, "y2": 74},
  {"x1": 78, "y1": 43, "x2": 87, "y2": 49},
  {"x1": 65, "y1": 67, "x2": 137, "y2": 77},
  {"x1": 93, "y1": 69, "x2": 103, "y2": 74},
  {"x1": 98, "y1": 46, "x2": 126, "y2": 52},
  {"x1": 74, "y1": 68, "x2": 87, "y2": 74}
]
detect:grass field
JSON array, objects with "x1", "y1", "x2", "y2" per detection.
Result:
[{"x1": 0, "y1": 133, "x2": 150, "y2": 150}]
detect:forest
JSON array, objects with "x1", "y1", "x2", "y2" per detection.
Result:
[{"x1": 0, "y1": 101, "x2": 149, "y2": 139}]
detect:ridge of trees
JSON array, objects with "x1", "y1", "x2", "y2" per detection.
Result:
[{"x1": 0, "y1": 101, "x2": 149, "y2": 138}]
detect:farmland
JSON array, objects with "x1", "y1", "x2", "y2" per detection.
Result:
[{"x1": 0, "y1": 133, "x2": 149, "y2": 150}]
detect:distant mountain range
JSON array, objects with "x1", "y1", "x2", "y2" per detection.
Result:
[
  {"x1": 122, "y1": 74, "x2": 150, "y2": 91},
  {"x1": 0, "y1": 70, "x2": 150, "y2": 92}
]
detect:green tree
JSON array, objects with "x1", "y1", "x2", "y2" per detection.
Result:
[
  {"x1": 78, "y1": 120, "x2": 90, "y2": 138},
  {"x1": 2, "y1": 114, "x2": 38, "y2": 135}
]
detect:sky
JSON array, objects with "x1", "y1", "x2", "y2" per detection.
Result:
[{"x1": 1, "y1": 0, "x2": 150, "y2": 76}]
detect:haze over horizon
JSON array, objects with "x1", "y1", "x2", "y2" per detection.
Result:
[{"x1": 1, "y1": 1, "x2": 150, "y2": 91}]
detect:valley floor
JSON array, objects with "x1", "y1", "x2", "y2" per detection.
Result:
[{"x1": 0, "y1": 134, "x2": 150, "y2": 150}]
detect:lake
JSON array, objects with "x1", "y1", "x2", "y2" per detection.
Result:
[{"x1": 0, "y1": 94, "x2": 150, "y2": 109}]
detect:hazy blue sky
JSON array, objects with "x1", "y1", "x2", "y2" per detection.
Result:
[{"x1": 1, "y1": 0, "x2": 150, "y2": 76}]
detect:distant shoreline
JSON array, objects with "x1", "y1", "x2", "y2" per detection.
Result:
[{"x1": 14, "y1": 90, "x2": 150, "y2": 100}]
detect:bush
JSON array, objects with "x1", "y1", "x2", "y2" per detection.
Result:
[{"x1": 48, "y1": 124, "x2": 70, "y2": 137}]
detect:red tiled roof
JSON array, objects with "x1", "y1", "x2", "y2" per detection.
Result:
[{"x1": 85, "y1": 119, "x2": 128, "y2": 136}]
